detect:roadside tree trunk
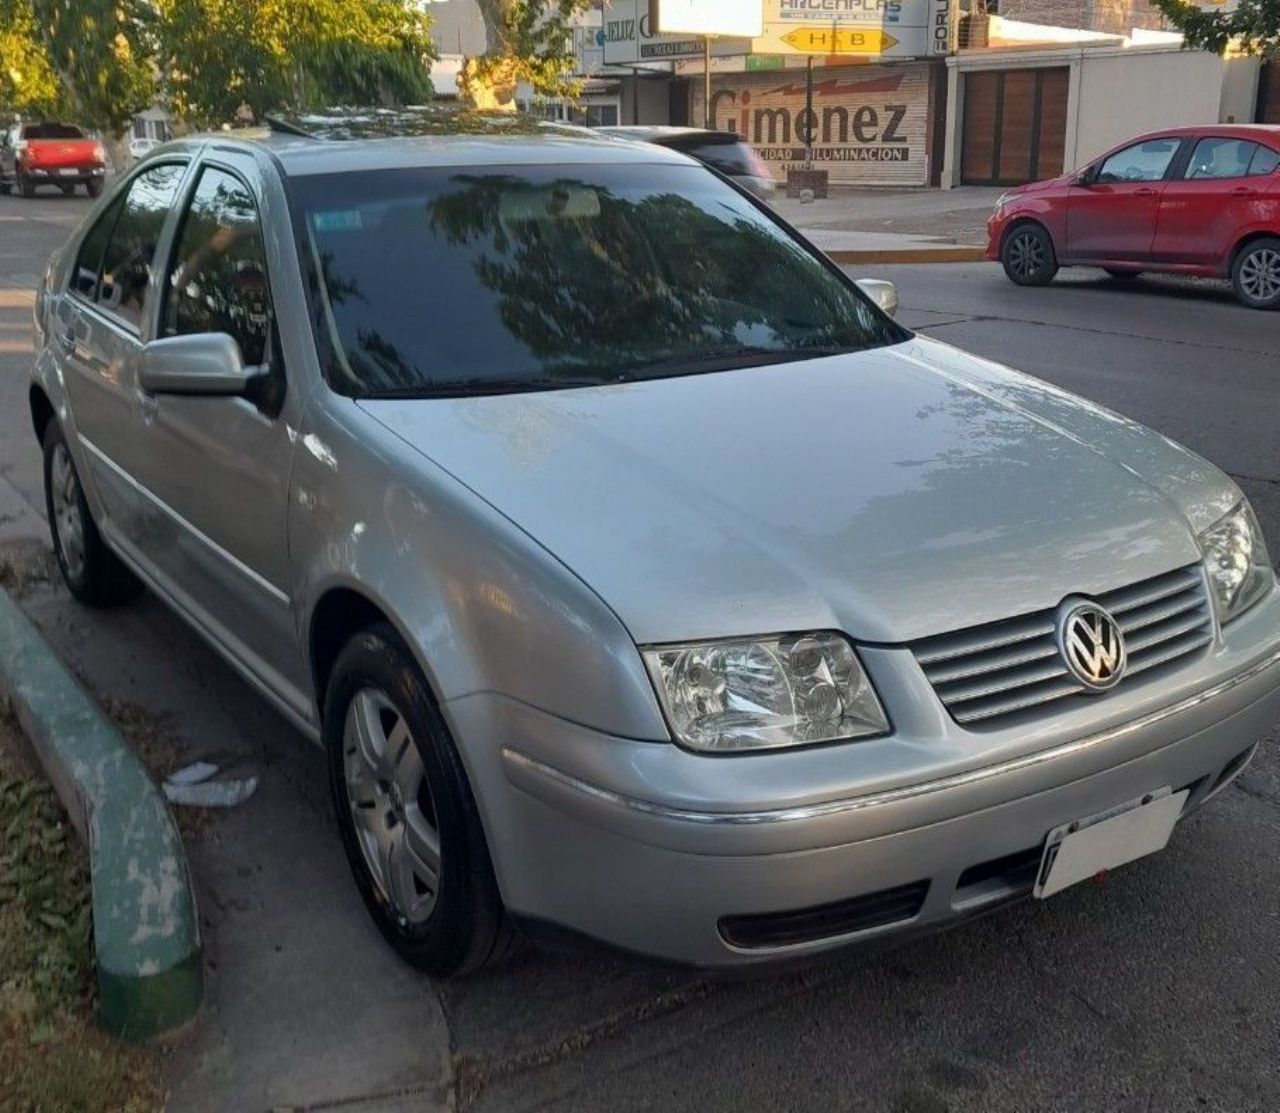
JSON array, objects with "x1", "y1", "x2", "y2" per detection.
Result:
[{"x1": 458, "y1": 0, "x2": 520, "y2": 110}]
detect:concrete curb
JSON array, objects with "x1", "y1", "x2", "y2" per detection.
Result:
[
  {"x1": 0, "y1": 587, "x2": 201, "y2": 1040},
  {"x1": 825, "y1": 246, "x2": 989, "y2": 265}
]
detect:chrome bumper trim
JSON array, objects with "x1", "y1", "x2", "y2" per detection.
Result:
[{"x1": 503, "y1": 646, "x2": 1280, "y2": 828}]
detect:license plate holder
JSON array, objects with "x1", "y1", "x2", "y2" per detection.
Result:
[
  {"x1": 58, "y1": 167, "x2": 78, "y2": 176},
  {"x1": 1034, "y1": 787, "x2": 1187, "y2": 899}
]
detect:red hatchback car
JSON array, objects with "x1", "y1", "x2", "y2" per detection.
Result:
[{"x1": 987, "y1": 125, "x2": 1280, "y2": 309}]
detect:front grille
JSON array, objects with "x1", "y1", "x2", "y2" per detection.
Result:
[
  {"x1": 719, "y1": 880, "x2": 929, "y2": 950},
  {"x1": 912, "y1": 564, "x2": 1213, "y2": 727}
]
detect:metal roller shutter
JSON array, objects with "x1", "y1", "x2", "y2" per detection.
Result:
[{"x1": 689, "y1": 63, "x2": 934, "y2": 187}]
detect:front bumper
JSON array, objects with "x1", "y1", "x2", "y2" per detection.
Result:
[{"x1": 451, "y1": 591, "x2": 1280, "y2": 967}]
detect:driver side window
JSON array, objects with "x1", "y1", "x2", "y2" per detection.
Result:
[
  {"x1": 1097, "y1": 139, "x2": 1180, "y2": 184},
  {"x1": 163, "y1": 166, "x2": 273, "y2": 367}
]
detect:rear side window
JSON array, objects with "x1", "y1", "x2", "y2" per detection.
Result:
[
  {"x1": 163, "y1": 166, "x2": 273, "y2": 366},
  {"x1": 671, "y1": 136, "x2": 760, "y2": 177},
  {"x1": 1249, "y1": 145, "x2": 1280, "y2": 177},
  {"x1": 96, "y1": 163, "x2": 185, "y2": 330},
  {"x1": 1186, "y1": 138, "x2": 1260, "y2": 180},
  {"x1": 71, "y1": 196, "x2": 124, "y2": 301}
]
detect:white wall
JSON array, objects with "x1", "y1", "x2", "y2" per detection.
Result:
[
  {"x1": 1219, "y1": 57, "x2": 1261, "y2": 124},
  {"x1": 1072, "y1": 50, "x2": 1224, "y2": 165}
]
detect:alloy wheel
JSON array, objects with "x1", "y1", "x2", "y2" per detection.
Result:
[
  {"x1": 342, "y1": 688, "x2": 442, "y2": 926},
  {"x1": 1239, "y1": 248, "x2": 1280, "y2": 304},
  {"x1": 50, "y1": 443, "x2": 86, "y2": 582},
  {"x1": 1008, "y1": 231, "x2": 1046, "y2": 280}
]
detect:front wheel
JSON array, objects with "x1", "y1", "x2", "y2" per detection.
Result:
[
  {"x1": 18, "y1": 172, "x2": 35, "y2": 198},
  {"x1": 1001, "y1": 223, "x2": 1058, "y2": 286},
  {"x1": 325, "y1": 625, "x2": 519, "y2": 976},
  {"x1": 42, "y1": 422, "x2": 142, "y2": 606},
  {"x1": 1231, "y1": 238, "x2": 1280, "y2": 310},
  {"x1": 85, "y1": 178, "x2": 103, "y2": 198}
]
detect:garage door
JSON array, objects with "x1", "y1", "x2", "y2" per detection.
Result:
[
  {"x1": 961, "y1": 67, "x2": 1068, "y2": 185},
  {"x1": 1260, "y1": 62, "x2": 1280, "y2": 124}
]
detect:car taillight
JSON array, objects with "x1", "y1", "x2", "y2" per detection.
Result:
[
  {"x1": 92, "y1": 142, "x2": 107, "y2": 163},
  {"x1": 13, "y1": 139, "x2": 28, "y2": 160}
]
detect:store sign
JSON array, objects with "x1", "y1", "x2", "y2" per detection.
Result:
[
  {"x1": 689, "y1": 64, "x2": 932, "y2": 186},
  {"x1": 603, "y1": 0, "x2": 749, "y2": 63},
  {"x1": 753, "y1": 0, "x2": 952, "y2": 59},
  {"x1": 650, "y1": 0, "x2": 765, "y2": 37}
]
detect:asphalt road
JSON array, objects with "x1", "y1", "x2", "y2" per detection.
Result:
[{"x1": 1, "y1": 192, "x2": 1278, "y2": 1113}]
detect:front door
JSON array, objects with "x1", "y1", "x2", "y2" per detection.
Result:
[
  {"x1": 1065, "y1": 137, "x2": 1184, "y2": 263},
  {"x1": 1153, "y1": 136, "x2": 1280, "y2": 268},
  {"x1": 57, "y1": 162, "x2": 187, "y2": 534},
  {"x1": 130, "y1": 157, "x2": 309, "y2": 720}
]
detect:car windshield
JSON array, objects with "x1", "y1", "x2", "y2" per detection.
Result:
[{"x1": 288, "y1": 163, "x2": 907, "y2": 398}]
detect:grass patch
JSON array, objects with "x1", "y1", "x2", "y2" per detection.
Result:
[{"x1": 0, "y1": 704, "x2": 166, "y2": 1112}]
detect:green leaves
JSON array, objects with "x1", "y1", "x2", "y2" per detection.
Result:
[{"x1": 1149, "y1": 0, "x2": 1280, "y2": 58}]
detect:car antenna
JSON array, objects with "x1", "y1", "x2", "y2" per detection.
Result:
[{"x1": 263, "y1": 115, "x2": 316, "y2": 139}]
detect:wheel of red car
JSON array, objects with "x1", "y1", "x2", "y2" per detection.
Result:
[
  {"x1": 18, "y1": 172, "x2": 35, "y2": 199},
  {"x1": 1231, "y1": 238, "x2": 1280, "y2": 311},
  {"x1": 1001, "y1": 222, "x2": 1058, "y2": 287},
  {"x1": 85, "y1": 179, "x2": 103, "y2": 198}
]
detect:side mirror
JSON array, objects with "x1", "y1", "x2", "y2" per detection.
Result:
[
  {"x1": 1073, "y1": 167, "x2": 1095, "y2": 187},
  {"x1": 855, "y1": 278, "x2": 900, "y2": 318},
  {"x1": 139, "y1": 333, "x2": 259, "y2": 396}
]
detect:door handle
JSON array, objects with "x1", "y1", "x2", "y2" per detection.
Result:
[
  {"x1": 1230, "y1": 187, "x2": 1256, "y2": 197},
  {"x1": 1134, "y1": 187, "x2": 1158, "y2": 197},
  {"x1": 59, "y1": 330, "x2": 77, "y2": 356}
]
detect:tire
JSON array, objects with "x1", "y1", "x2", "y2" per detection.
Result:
[
  {"x1": 1231, "y1": 238, "x2": 1280, "y2": 311},
  {"x1": 42, "y1": 421, "x2": 142, "y2": 607},
  {"x1": 1001, "y1": 222, "x2": 1058, "y2": 286},
  {"x1": 1104, "y1": 268, "x2": 1142, "y2": 280},
  {"x1": 325, "y1": 624, "x2": 519, "y2": 976},
  {"x1": 18, "y1": 172, "x2": 35, "y2": 199},
  {"x1": 59, "y1": 183, "x2": 75, "y2": 196},
  {"x1": 85, "y1": 178, "x2": 103, "y2": 198}
]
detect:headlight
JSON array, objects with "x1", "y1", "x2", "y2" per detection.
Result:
[
  {"x1": 1199, "y1": 501, "x2": 1274, "y2": 624},
  {"x1": 993, "y1": 191, "x2": 1014, "y2": 215},
  {"x1": 642, "y1": 631, "x2": 889, "y2": 753}
]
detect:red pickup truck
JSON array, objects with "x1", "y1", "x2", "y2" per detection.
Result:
[{"x1": 0, "y1": 122, "x2": 107, "y2": 198}]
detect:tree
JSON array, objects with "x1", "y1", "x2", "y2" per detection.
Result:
[
  {"x1": 459, "y1": 0, "x2": 590, "y2": 110},
  {"x1": 154, "y1": 0, "x2": 437, "y2": 127},
  {"x1": 1150, "y1": 0, "x2": 1280, "y2": 58},
  {"x1": 0, "y1": 0, "x2": 154, "y2": 135}
]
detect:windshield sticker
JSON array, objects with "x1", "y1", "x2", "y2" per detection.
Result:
[{"x1": 312, "y1": 209, "x2": 364, "y2": 233}]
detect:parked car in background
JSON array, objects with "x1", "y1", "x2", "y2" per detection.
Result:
[
  {"x1": 128, "y1": 136, "x2": 161, "y2": 164},
  {"x1": 596, "y1": 126, "x2": 776, "y2": 200},
  {"x1": 0, "y1": 122, "x2": 107, "y2": 198},
  {"x1": 988, "y1": 124, "x2": 1280, "y2": 309},
  {"x1": 28, "y1": 110, "x2": 1280, "y2": 977}
]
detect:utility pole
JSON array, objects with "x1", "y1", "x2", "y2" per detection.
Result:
[{"x1": 703, "y1": 35, "x2": 712, "y2": 129}]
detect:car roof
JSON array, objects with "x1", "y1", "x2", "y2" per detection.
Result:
[
  {"x1": 155, "y1": 105, "x2": 695, "y2": 177},
  {"x1": 597, "y1": 126, "x2": 742, "y2": 143},
  {"x1": 1135, "y1": 124, "x2": 1280, "y2": 147}
]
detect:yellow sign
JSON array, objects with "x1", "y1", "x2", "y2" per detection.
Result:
[{"x1": 780, "y1": 27, "x2": 899, "y2": 54}]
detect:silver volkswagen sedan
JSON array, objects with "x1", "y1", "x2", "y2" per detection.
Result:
[{"x1": 29, "y1": 111, "x2": 1280, "y2": 975}]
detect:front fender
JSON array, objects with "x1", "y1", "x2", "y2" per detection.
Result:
[{"x1": 289, "y1": 399, "x2": 669, "y2": 743}]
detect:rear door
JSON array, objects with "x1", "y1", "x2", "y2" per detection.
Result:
[
  {"x1": 1153, "y1": 137, "x2": 1280, "y2": 269},
  {"x1": 56, "y1": 161, "x2": 188, "y2": 535},
  {"x1": 129, "y1": 154, "x2": 308, "y2": 717},
  {"x1": 1064, "y1": 137, "x2": 1184, "y2": 262}
]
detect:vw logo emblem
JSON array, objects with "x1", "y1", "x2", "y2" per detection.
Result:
[{"x1": 1058, "y1": 602, "x2": 1126, "y2": 691}]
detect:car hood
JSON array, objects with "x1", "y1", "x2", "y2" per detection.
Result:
[{"x1": 361, "y1": 337, "x2": 1233, "y2": 645}]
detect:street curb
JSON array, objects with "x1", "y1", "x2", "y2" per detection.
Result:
[
  {"x1": 826, "y1": 246, "x2": 989, "y2": 265},
  {"x1": 0, "y1": 587, "x2": 202, "y2": 1041}
]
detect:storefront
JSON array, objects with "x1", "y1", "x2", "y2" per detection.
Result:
[{"x1": 688, "y1": 62, "x2": 942, "y2": 187}]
